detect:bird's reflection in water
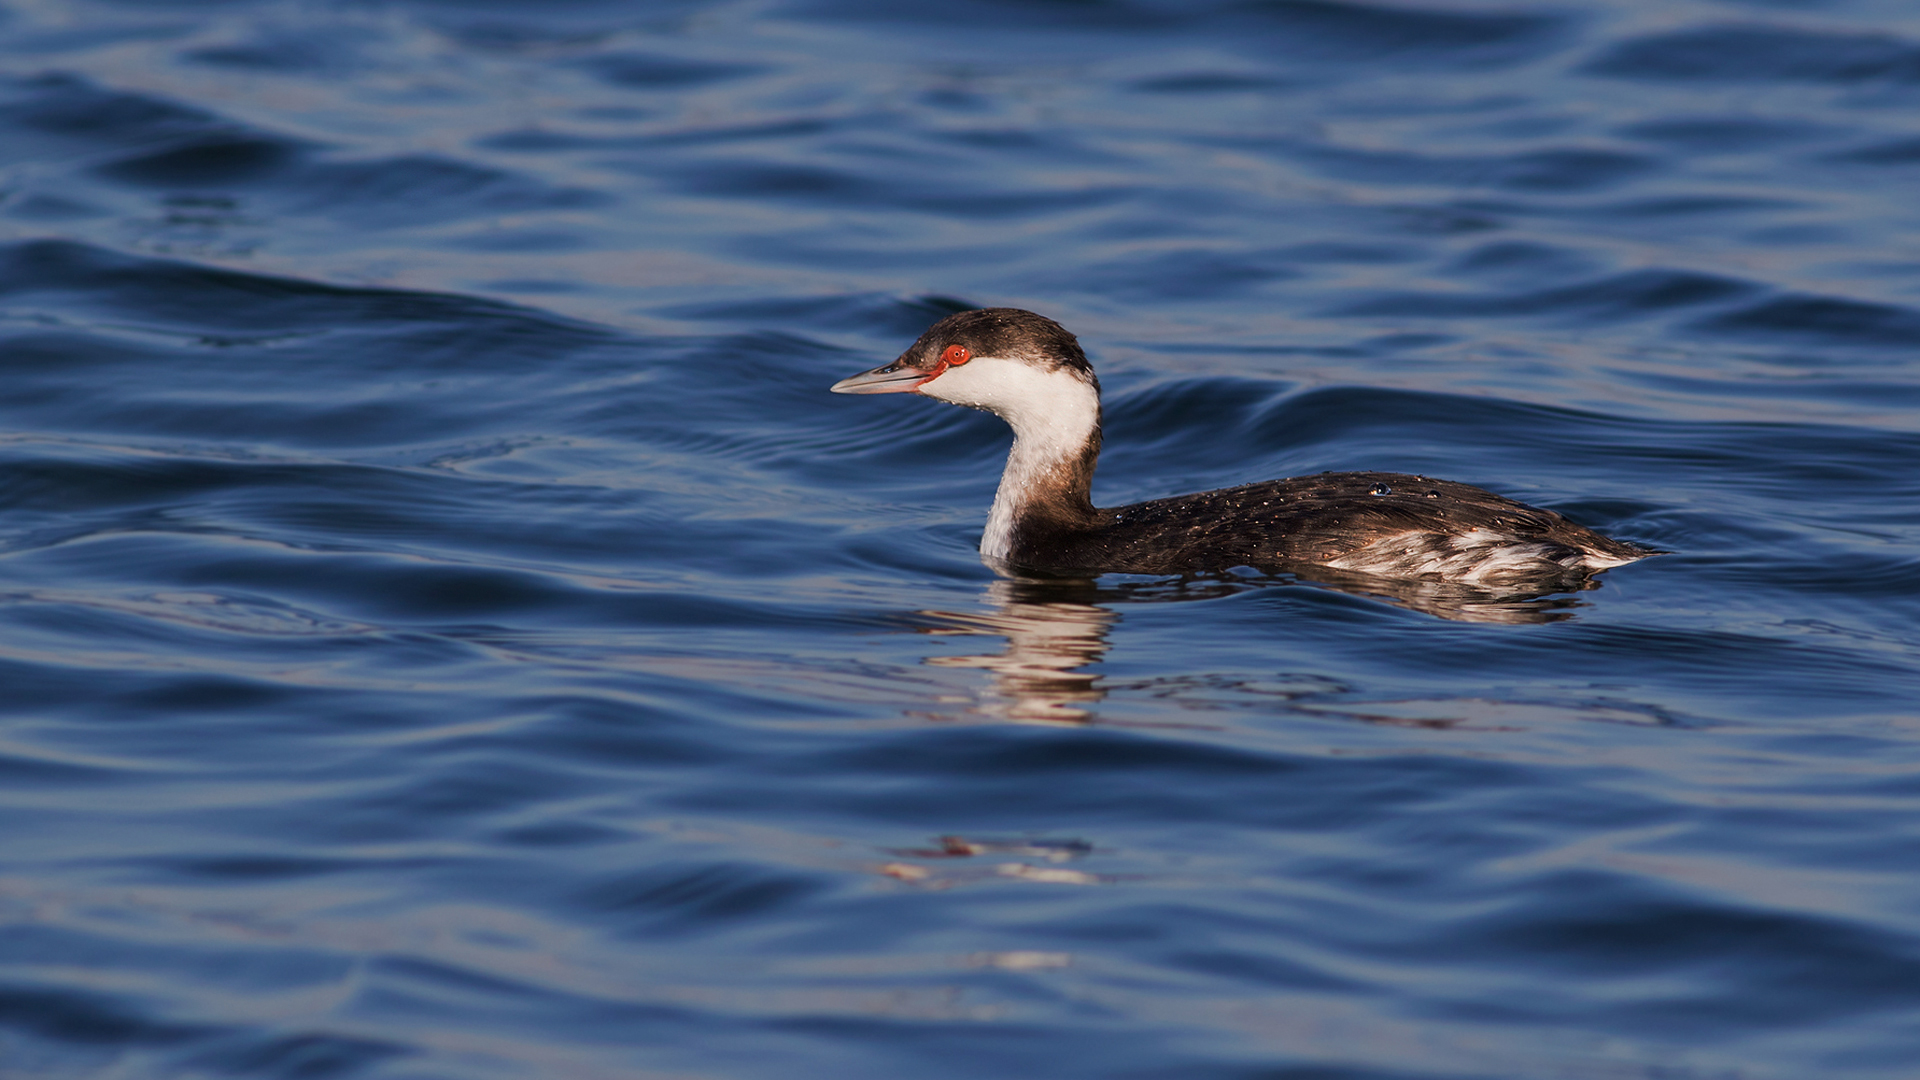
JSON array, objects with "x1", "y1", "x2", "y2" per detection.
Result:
[
  {"x1": 917, "y1": 578, "x2": 1119, "y2": 725},
  {"x1": 1296, "y1": 565, "x2": 1604, "y2": 625},
  {"x1": 912, "y1": 566, "x2": 1613, "y2": 723}
]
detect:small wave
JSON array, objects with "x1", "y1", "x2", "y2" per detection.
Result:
[{"x1": 1586, "y1": 22, "x2": 1920, "y2": 84}]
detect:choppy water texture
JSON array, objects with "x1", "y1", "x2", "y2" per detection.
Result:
[{"x1": 3, "y1": 1, "x2": 1920, "y2": 1077}]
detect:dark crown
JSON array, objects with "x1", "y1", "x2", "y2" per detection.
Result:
[{"x1": 901, "y1": 308, "x2": 1098, "y2": 386}]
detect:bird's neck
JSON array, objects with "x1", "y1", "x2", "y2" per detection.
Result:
[
  {"x1": 982, "y1": 433, "x2": 1099, "y2": 560},
  {"x1": 973, "y1": 370, "x2": 1102, "y2": 562},
  {"x1": 916, "y1": 356, "x2": 1105, "y2": 561}
]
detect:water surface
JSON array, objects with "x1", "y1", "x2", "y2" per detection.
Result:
[{"x1": 3, "y1": 1, "x2": 1920, "y2": 1077}]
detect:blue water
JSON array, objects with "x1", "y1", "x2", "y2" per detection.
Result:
[{"x1": 3, "y1": 1, "x2": 1920, "y2": 1077}]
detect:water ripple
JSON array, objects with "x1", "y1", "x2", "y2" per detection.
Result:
[{"x1": 1, "y1": 2, "x2": 1919, "y2": 1078}]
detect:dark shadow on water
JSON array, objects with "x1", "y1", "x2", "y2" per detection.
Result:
[
  {"x1": 1275, "y1": 563, "x2": 1605, "y2": 625},
  {"x1": 908, "y1": 565, "x2": 1613, "y2": 724}
]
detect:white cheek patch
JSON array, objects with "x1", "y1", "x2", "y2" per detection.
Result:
[
  {"x1": 920, "y1": 357, "x2": 1098, "y2": 457},
  {"x1": 919, "y1": 357, "x2": 1101, "y2": 562}
]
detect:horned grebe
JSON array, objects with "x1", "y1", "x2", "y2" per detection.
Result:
[{"x1": 831, "y1": 308, "x2": 1656, "y2": 581}]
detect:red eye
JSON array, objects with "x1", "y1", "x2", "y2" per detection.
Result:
[{"x1": 940, "y1": 344, "x2": 971, "y2": 366}]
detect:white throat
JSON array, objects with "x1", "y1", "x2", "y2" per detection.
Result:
[{"x1": 919, "y1": 357, "x2": 1101, "y2": 560}]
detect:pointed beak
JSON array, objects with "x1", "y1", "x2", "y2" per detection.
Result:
[{"x1": 829, "y1": 362, "x2": 928, "y2": 395}]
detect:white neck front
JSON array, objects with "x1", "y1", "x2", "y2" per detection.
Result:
[{"x1": 918, "y1": 357, "x2": 1102, "y2": 560}]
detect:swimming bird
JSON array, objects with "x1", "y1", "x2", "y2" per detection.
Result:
[{"x1": 831, "y1": 308, "x2": 1655, "y2": 581}]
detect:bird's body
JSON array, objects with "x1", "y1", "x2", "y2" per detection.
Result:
[
  {"x1": 832, "y1": 308, "x2": 1655, "y2": 582},
  {"x1": 1009, "y1": 470, "x2": 1648, "y2": 580}
]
